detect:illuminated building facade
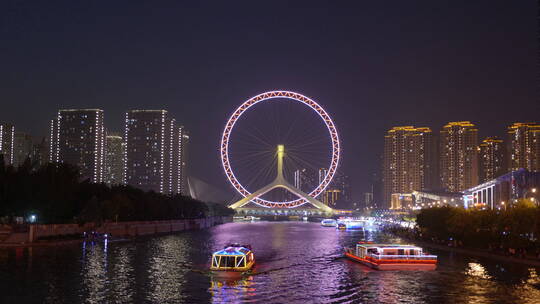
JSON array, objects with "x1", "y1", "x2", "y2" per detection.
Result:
[
  {"x1": 463, "y1": 168, "x2": 540, "y2": 210},
  {"x1": 176, "y1": 126, "x2": 190, "y2": 195},
  {"x1": 293, "y1": 168, "x2": 317, "y2": 193},
  {"x1": 0, "y1": 124, "x2": 15, "y2": 165},
  {"x1": 124, "y1": 110, "x2": 188, "y2": 195},
  {"x1": 440, "y1": 121, "x2": 478, "y2": 192},
  {"x1": 479, "y1": 137, "x2": 505, "y2": 182},
  {"x1": 104, "y1": 134, "x2": 125, "y2": 186},
  {"x1": 363, "y1": 192, "x2": 373, "y2": 209},
  {"x1": 318, "y1": 168, "x2": 351, "y2": 207},
  {"x1": 383, "y1": 126, "x2": 437, "y2": 208},
  {"x1": 507, "y1": 122, "x2": 540, "y2": 172},
  {"x1": 13, "y1": 132, "x2": 33, "y2": 167},
  {"x1": 49, "y1": 109, "x2": 106, "y2": 183}
]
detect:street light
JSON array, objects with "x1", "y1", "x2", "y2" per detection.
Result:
[{"x1": 524, "y1": 188, "x2": 538, "y2": 206}]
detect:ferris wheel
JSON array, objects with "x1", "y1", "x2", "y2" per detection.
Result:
[{"x1": 221, "y1": 91, "x2": 340, "y2": 209}]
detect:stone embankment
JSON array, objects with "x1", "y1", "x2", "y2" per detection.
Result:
[{"x1": 0, "y1": 216, "x2": 232, "y2": 246}]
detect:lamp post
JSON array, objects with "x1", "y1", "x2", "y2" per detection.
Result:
[{"x1": 524, "y1": 188, "x2": 538, "y2": 206}]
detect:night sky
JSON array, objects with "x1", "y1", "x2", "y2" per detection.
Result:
[{"x1": 1, "y1": 1, "x2": 538, "y2": 202}]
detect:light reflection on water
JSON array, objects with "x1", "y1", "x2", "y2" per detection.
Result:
[{"x1": 0, "y1": 221, "x2": 539, "y2": 303}]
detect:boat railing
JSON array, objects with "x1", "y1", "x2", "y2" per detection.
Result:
[{"x1": 366, "y1": 254, "x2": 437, "y2": 261}]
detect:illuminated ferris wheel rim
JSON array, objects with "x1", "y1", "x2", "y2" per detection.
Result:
[{"x1": 220, "y1": 90, "x2": 340, "y2": 208}]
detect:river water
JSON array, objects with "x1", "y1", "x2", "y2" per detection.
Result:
[{"x1": 1, "y1": 221, "x2": 539, "y2": 303}]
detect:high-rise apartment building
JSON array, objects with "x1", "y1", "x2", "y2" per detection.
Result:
[
  {"x1": 49, "y1": 109, "x2": 106, "y2": 183},
  {"x1": 124, "y1": 110, "x2": 189, "y2": 195},
  {"x1": 383, "y1": 126, "x2": 437, "y2": 207},
  {"x1": 293, "y1": 168, "x2": 317, "y2": 193},
  {"x1": 507, "y1": 122, "x2": 540, "y2": 172},
  {"x1": 32, "y1": 137, "x2": 50, "y2": 168},
  {"x1": 0, "y1": 124, "x2": 15, "y2": 165},
  {"x1": 363, "y1": 192, "x2": 374, "y2": 209},
  {"x1": 318, "y1": 168, "x2": 351, "y2": 207},
  {"x1": 13, "y1": 132, "x2": 33, "y2": 167},
  {"x1": 104, "y1": 134, "x2": 125, "y2": 186},
  {"x1": 479, "y1": 137, "x2": 505, "y2": 182},
  {"x1": 439, "y1": 121, "x2": 478, "y2": 192},
  {"x1": 176, "y1": 126, "x2": 190, "y2": 195}
]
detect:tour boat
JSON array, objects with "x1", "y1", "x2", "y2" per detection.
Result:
[
  {"x1": 321, "y1": 219, "x2": 337, "y2": 227},
  {"x1": 210, "y1": 244, "x2": 255, "y2": 272},
  {"x1": 233, "y1": 216, "x2": 260, "y2": 222},
  {"x1": 344, "y1": 242, "x2": 437, "y2": 270},
  {"x1": 336, "y1": 218, "x2": 367, "y2": 230}
]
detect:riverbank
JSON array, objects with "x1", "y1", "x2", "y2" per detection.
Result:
[
  {"x1": 384, "y1": 227, "x2": 540, "y2": 267},
  {"x1": 0, "y1": 216, "x2": 232, "y2": 247}
]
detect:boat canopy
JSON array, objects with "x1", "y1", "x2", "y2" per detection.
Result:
[{"x1": 211, "y1": 245, "x2": 254, "y2": 270}]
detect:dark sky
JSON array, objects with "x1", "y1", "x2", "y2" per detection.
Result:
[{"x1": 1, "y1": 1, "x2": 538, "y2": 202}]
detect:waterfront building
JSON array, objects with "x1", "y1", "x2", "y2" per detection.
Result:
[
  {"x1": 479, "y1": 137, "x2": 505, "y2": 183},
  {"x1": 383, "y1": 126, "x2": 437, "y2": 208},
  {"x1": 104, "y1": 134, "x2": 125, "y2": 186},
  {"x1": 124, "y1": 110, "x2": 189, "y2": 195},
  {"x1": 49, "y1": 109, "x2": 106, "y2": 183},
  {"x1": 411, "y1": 190, "x2": 465, "y2": 209},
  {"x1": 13, "y1": 132, "x2": 33, "y2": 167},
  {"x1": 439, "y1": 121, "x2": 479, "y2": 192},
  {"x1": 390, "y1": 193, "x2": 414, "y2": 209},
  {"x1": 507, "y1": 122, "x2": 540, "y2": 172},
  {"x1": 0, "y1": 124, "x2": 15, "y2": 165},
  {"x1": 462, "y1": 168, "x2": 540, "y2": 209}
]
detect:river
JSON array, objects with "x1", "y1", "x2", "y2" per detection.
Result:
[{"x1": 1, "y1": 221, "x2": 539, "y2": 303}]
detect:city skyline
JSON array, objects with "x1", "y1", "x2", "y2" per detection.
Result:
[
  {"x1": 1, "y1": 2, "x2": 539, "y2": 304},
  {"x1": 0, "y1": 1, "x2": 537, "y2": 202}
]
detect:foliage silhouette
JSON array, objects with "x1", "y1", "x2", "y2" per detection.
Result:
[{"x1": 0, "y1": 161, "x2": 234, "y2": 224}]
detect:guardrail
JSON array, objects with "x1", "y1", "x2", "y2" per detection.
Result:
[{"x1": 367, "y1": 254, "x2": 437, "y2": 260}]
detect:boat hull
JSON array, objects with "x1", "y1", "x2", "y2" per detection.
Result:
[
  {"x1": 345, "y1": 252, "x2": 436, "y2": 271},
  {"x1": 210, "y1": 260, "x2": 255, "y2": 272}
]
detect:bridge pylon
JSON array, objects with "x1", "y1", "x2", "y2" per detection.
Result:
[{"x1": 229, "y1": 145, "x2": 335, "y2": 214}]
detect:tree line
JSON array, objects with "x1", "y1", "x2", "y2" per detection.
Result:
[
  {"x1": 415, "y1": 203, "x2": 540, "y2": 251},
  {"x1": 0, "y1": 156, "x2": 234, "y2": 224}
]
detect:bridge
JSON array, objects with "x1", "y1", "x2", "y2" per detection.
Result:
[{"x1": 229, "y1": 145, "x2": 338, "y2": 216}]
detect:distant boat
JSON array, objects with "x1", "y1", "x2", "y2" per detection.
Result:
[
  {"x1": 321, "y1": 219, "x2": 337, "y2": 227},
  {"x1": 210, "y1": 244, "x2": 255, "y2": 272},
  {"x1": 336, "y1": 218, "x2": 367, "y2": 230},
  {"x1": 344, "y1": 242, "x2": 437, "y2": 270},
  {"x1": 233, "y1": 216, "x2": 260, "y2": 222}
]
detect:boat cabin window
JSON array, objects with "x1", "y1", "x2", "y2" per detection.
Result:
[
  {"x1": 382, "y1": 249, "x2": 399, "y2": 255},
  {"x1": 219, "y1": 256, "x2": 236, "y2": 268},
  {"x1": 367, "y1": 248, "x2": 378, "y2": 255}
]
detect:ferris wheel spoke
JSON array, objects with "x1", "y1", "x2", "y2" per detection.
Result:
[
  {"x1": 242, "y1": 157, "x2": 277, "y2": 193},
  {"x1": 286, "y1": 153, "x2": 328, "y2": 178},
  {"x1": 234, "y1": 128, "x2": 273, "y2": 149},
  {"x1": 288, "y1": 132, "x2": 331, "y2": 148}
]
